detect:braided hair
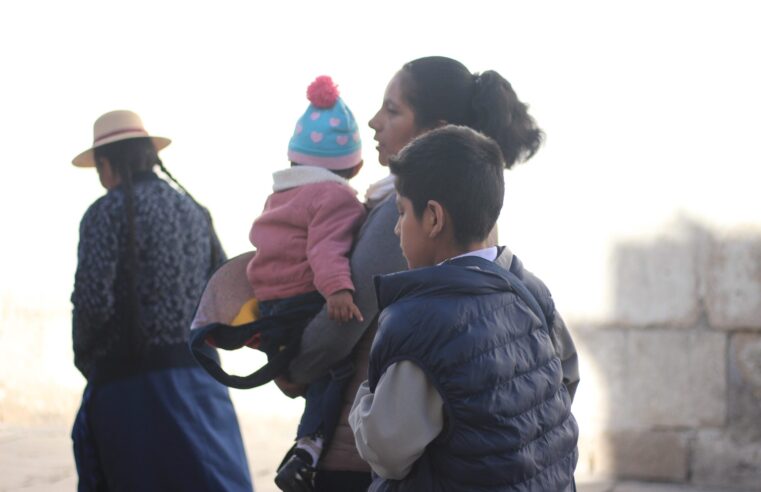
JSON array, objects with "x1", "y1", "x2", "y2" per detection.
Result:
[{"x1": 94, "y1": 138, "x2": 150, "y2": 354}]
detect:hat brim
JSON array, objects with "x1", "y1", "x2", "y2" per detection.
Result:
[
  {"x1": 72, "y1": 135, "x2": 172, "y2": 168},
  {"x1": 190, "y1": 251, "x2": 257, "y2": 329}
]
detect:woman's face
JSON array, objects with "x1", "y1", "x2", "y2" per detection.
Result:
[{"x1": 369, "y1": 71, "x2": 424, "y2": 166}]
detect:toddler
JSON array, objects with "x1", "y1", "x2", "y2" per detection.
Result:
[{"x1": 247, "y1": 75, "x2": 366, "y2": 491}]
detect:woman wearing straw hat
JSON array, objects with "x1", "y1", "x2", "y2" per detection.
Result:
[{"x1": 70, "y1": 110, "x2": 253, "y2": 491}]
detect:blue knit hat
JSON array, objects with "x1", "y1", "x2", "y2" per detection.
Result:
[{"x1": 287, "y1": 76, "x2": 362, "y2": 170}]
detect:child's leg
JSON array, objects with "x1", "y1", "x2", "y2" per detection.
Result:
[
  {"x1": 294, "y1": 358, "x2": 355, "y2": 465},
  {"x1": 274, "y1": 378, "x2": 332, "y2": 492},
  {"x1": 293, "y1": 377, "x2": 330, "y2": 467},
  {"x1": 257, "y1": 291, "x2": 326, "y2": 362},
  {"x1": 275, "y1": 359, "x2": 355, "y2": 490},
  {"x1": 258, "y1": 291, "x2": 325, "y2": 318}
]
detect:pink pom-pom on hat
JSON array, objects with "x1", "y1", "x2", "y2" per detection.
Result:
[{"x1": 307, "y1": 75, "x2": 340, "y2": 108}]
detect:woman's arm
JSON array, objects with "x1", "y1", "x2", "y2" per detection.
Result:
[
  {"x1": 288, "y1": 195, "x2": 407, "y2": 385},
  {"x1": 71, "y1": 202, "x2": 119, "y2": 378},
  {"x1": 549, "y1": 310, "x2": 580, "y2": 400},
  {"x1": 205, "y1": 208, "x2": 227, "y2": 273}
]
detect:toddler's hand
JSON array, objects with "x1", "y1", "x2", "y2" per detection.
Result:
[{"x1": 327, "y1": 290, "x2": 363, "y2": 323}]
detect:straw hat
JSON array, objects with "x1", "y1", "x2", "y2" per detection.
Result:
[{"x1": 72, "y1": 110, "x2": 171, "y2": 167}]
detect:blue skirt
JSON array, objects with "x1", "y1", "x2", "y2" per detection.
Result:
[{"x1": 72, "y1": 364, "x2": 253, "y2": 491}]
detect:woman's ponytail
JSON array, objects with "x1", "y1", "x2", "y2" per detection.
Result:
[
  {"x1": 471, "y1": 70, "x2": 544, "y2": 169},
  {"x1": 401, "y1": 57, "x2": 544, "y2": 169}
]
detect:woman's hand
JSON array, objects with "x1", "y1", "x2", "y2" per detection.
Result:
[
  {"x1": 274, "y1": 376, "x2": 307, "y2": 398},
  {"x1": 326, "y1": 289, "x2": 363, "y2": 323}
]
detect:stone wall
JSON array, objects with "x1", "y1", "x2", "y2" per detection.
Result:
[{"x1": 574, "y1": 220, "x2": 761, "y2": 488}]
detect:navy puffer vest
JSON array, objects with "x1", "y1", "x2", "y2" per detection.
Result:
[{"x1": 369, "y1": 256, "x2": 578, "y2": 491}]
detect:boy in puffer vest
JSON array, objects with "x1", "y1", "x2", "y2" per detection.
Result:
[{"x1": 349, "y1": 125, "x2": 579, "y2": 491}]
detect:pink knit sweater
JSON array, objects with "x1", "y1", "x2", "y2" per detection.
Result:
[{"x1": 246, "y1": 178, "x2": 366, "y2": 302}]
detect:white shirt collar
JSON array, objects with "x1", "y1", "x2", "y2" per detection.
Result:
[{"x1": 442, "y1": 246, "x2": 499, "y2": 264}]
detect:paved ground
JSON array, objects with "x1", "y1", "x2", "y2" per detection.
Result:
[
  {"x1": 0, "y1": 418, "x2": 292, "y2": 492},
  {"x1": 0, "y1": 422, "x2": 752, "y2": 492}
]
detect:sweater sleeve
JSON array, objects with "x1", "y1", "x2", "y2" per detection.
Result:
[
  {"x1": 203, "y1": 206, "x2": 227, "y2": 273},
  {"x1": 349, "y1": 361, "x2": 444, "y2": 480},
  {"x1": 550, "y1": 309, "x2": 580, "y2": 400},
  {"x1": 70, "y1": 201, "x2": 119, "y2": 379},
  {"x1": 289, "y1": 194, "x2": 407, "y2": 384},
  {"x1": 306, "y1": 186, "x2": 366, "y2": 297}
]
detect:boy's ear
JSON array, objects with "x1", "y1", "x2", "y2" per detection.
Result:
[{"x1": 425, "y1": 200, "x2": 446, "y2": 239}]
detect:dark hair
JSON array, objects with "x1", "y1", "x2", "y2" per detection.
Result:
[
  {"x1": 94, "y1": 137, "x2": 220, "y2": 354},
  {"x1": 93, "y1": 138, "x2": 157, "y2": 353},
  {"x1": 290, "y1": 161, "x2": 362, "y2": 180},
  {"x1": 389, "y1": 125, "x2": 505, "y2": 246},
  {"x1": 329, "y1": 164, "x2": 360, "y2": 180},
  {"x1": 400, "y1": 56, "x2": 544, "y2": 169}
]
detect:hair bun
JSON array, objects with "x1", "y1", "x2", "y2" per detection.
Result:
[{"x1": 307, "y1": 75, "x2": 340, "y2": 108}]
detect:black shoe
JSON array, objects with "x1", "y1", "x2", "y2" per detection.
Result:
[{"x1": 275, "y1": 449, "x2": 316, "y2": 492}]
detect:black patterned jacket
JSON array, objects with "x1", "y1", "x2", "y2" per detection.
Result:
[{"x1": 71, "y1": 172, "x2": 225, "y2": 379}]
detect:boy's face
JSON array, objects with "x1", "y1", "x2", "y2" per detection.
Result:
[{"x1": 395, "y1": 195, "x2": 434, "y2": 269}]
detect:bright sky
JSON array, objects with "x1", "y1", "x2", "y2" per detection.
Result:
[{"x1": 1, "y1": 1, "x2": 760, "y2": 410}]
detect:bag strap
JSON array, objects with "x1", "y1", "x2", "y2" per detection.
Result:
[{"x1": 188, "y1": 305, "x2": 315, "y2": 389}]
